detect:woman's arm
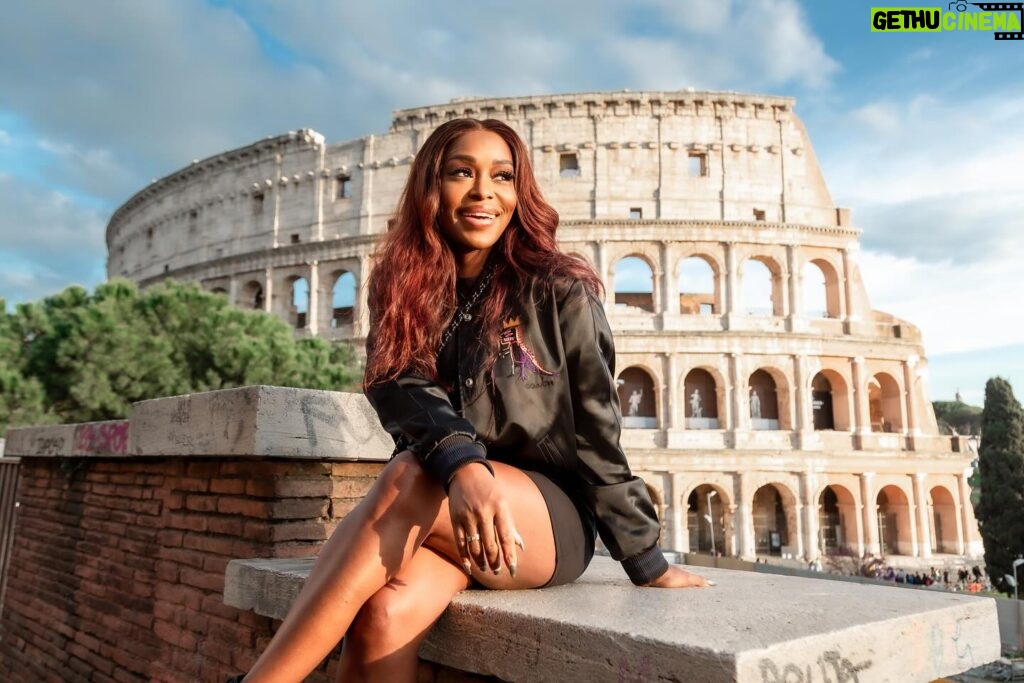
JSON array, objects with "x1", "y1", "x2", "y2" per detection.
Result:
[
  {"x1": 557, "y1": 280, "x2": 671, "y2": 585},
  {"x1": 366, "y1": 375, "x2": 492, "y2": 490}
]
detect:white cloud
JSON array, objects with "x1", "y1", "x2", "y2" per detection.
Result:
[{"x1": 855, "y1": 249, "x2": 1024, "y2": 355}]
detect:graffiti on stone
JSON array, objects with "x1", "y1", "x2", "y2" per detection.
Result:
[
  {"x1": 759, "y1": 649, "x2": 872, "y2": 683},
  {"x1": 74, "y1": 422, "x2": 129, "y2": 455},
  {"x1": 35, "y1": 437, "x2": 65, "y2": 456},
  {"x1": 301, "y1": 394, "x2": 342, "y2": 448}
]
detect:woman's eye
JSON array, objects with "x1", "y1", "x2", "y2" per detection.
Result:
[
  {"x1": 448, "y1": 167, "x2": 472, "y2": 178},
  {"x1": 495, "y1": 171, "x2": 515, "y2": 182}
]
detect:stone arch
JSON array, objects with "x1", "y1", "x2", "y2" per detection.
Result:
[
  {"x1": 686, "y1": 483, "x2": 730, "y2": 555},
  {"x1": 288, "y1": 276, "x2": 309, "y2": 328},
  {"x1": 748, "y1": 367, "x2": 787, "y2": 430},
  {"x1": 613, "y1": 255, "x2": 655, "y2": 312},
  {"x1": 811, "y1": 370, "x2": 852, "y2": 432},
  {"x1": 683, "y1": 368, "x2": 721, "y2": 429},
  {"x1": 928, "y1": 486, "x2": 958, "y2": 554},
  {"x1": 868, "y1": 372, "x2": 903, "y2": 433},
  {"x1": 803, "y1": 258, "x2": 842, "y2": 319},
  {"x1": 818, "y1": 484, "x2": 857, "y2": 555},
  {"x1": 877, "y1": 485, "x2": 912, "y2": 555},
  {"x1": 330, "y1": 270, "x2": 357, "y2": 328},
  {"x1": 240, "y1": 280, "x2": 264, "y2": 310},
  {"x1": 742, "y1": 256, "x2": 783, "y2": 316},
  {"x1": 677, "y1": 255, "x2": 718, "y2": 315},
  {"x1": 617, "y1": 366, "x2": 658, "y2": 429},
  {"x1": 752, "y1": 483, "x2": 798, "y2": 556}
]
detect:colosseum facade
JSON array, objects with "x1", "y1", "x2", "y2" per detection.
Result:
[{"x1": 107, "y1": 91, "x2": 982, "y2": 566}]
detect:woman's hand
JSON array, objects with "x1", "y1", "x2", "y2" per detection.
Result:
[
  {"x1": 447, "y1": 462, "x2": 522, "y2": 577},
  {"x1": 644, "y1": 565, "x2": 715, "y2": 588}
]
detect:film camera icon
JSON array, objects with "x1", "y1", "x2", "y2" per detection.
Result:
[{"x1": 949, "y1": 2, "x2": 1024, "y2": 40}]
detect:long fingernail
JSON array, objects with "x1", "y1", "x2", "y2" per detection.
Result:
[
  {"x1": 510, "y1": 562, "x2": 518, "y2": 577},
  {"x1": 515, "y1": 531, "x2": 526, "y2": 551},
  {"x1": 706, "y1": 579, "x2": 717, "y2": 587},
  {"x1": 493, "y1": 567, "x2": 501, "y2": 575},
  {"x1": 463, "y1": 560, "x2": 473, "y2": 576}
]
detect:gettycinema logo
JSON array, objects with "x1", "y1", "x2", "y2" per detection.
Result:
[{"x1": 871, "y1": 2, "x2": 1023, "y2": 39}]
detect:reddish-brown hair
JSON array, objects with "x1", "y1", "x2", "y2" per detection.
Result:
[{"x1": 364, "y1": 118, "x2": 601, "y2": 387}]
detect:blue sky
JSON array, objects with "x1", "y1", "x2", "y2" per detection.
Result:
[{"x1": 1, "y1": 0, "x2": 1021, "y2": 404}]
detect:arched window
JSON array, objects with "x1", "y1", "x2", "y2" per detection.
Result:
[
  {"x1": 331, "y1": 271, "x2": 356, "y2": 328},
  {"x1": 811, "y1": 371, "x2": 851, "y2": 431},
  {"x1": 752, "y1": 484, "x2": 792, "y2": 556},
  {"x1": 241, "y1": 281, "x2": 263, "y2": 310},
  {"x1": 802, "y1": 261, "x2": 828, "y2": 318},
  {"x1": 818, "y1": 485, "x2": 856, "y2": 555},
  {"x1": 929, "y1": 486, "x2": 958, "y2": 554},
  {"x1": 678, "y1": 256, "x2": 715, "y2": 315},
  {"x1": 742, "y1": 259, "x2": 774, "y2": 316},
  {"x1": 868, "y1": 373, "x2": 903, "y2": 433},
  {"x1": 877, "y1": 486, "x2": 911, "y2": 555},
  {"x1": 290, "y1": 277, "x2": 309, "y2": 328},
  {"x1": 687, "y1": 485, "x2": 726, "y2": 554},
  {"x1": 614, "y1": 256, "x2": 654, "y2": 312},
  {"x1": 683, "y1": 369, "x2": 719, "y2": 429},
  {"x1": 748, "y1": 369, "x2": 780, "y2": 430},
  {"x1": 616, "y1": 367, "x2": 657, "y2": 428}
]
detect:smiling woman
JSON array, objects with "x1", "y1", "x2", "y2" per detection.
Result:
[{"x1": 229, "y1": 118, "x2": 710, "y2": 683}]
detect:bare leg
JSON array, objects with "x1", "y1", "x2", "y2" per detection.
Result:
[
  {"x1": 241, "y1": 453, "x2": 558, "y2": 682},
  {"x1": 336, "y1": 546, "x2": 468, "y2": 682}
]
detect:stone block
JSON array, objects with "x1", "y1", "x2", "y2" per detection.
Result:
[
  {"x1": 224, "y1": 556, "x2": 1000, "y2": 683},
  {"x1": 130, "y1": 386, "x2": 391, "y2": 460}
]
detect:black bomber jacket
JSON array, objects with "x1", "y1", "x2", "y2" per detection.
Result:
[{"x1": 365, "y1": 277, "x2": 669, "y2": 585}]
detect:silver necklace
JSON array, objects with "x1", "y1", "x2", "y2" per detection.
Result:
[{"x1": 437, "y1": 265, "x2": 495, "y2": 355}]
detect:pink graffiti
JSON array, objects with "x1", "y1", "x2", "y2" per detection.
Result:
[{"x1": 74, "y1": 421, "x2": 129, "y2": 455}]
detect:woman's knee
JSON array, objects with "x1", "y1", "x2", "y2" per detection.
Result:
[{"x1": 347, "y1": 585, "x2": 416, "y2": 651}]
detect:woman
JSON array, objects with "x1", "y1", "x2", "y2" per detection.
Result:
[{"x1": 235, "y1": 118, "x2": 709, "y2": 683}]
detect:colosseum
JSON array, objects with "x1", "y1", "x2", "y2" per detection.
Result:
[{"x1": 106, "y1": 90, "x2": 982, "y2": 568}]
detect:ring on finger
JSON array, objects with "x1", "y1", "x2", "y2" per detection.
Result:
[{"x1": 466, "y1": 533, "x2": 481, "y2": 543}]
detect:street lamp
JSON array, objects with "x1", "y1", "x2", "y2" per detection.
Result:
[
  {"x1": 1013, "y1": 557, "x2": 1024, "y2": 652},
  {"x1": 703, "y1": 490, "x2": 717, "y2": 557}
]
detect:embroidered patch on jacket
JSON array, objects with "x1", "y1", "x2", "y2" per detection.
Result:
[{"x1": 499, "y1": 316, "x2": 556, "y2": 381}]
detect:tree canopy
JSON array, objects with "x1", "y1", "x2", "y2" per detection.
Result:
[
  {"x1": 973, "y1": 377, "x2": 1024, "y2": 595},
  {"x1": 932, "y1": 400, "x2": 983, "y2": 436},
  {"x1": 0, "y1": 280, "x2": 363, "y2": 436}
]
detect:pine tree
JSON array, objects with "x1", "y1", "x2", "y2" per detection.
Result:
[
  {"x1": 974, "y1": 377, "x2": 1024, "y2": 595},
  {"x1": 9, "y1": 280, "x2": 363, "y2": 425}
]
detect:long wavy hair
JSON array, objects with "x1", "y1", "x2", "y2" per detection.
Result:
[{"x1": 364, "y1": 118, "x2": 602, "y2": 387}]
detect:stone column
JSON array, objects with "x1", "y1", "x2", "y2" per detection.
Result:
[
  {"x1": 801, "y1": 471, "x2": 820, "y2": 562},
  {"x1": 736, "y1": 471, "x2": 755, "y2": 559},
  {"x1": 306, "y1": 261, "x2": 319, "y2": 334},
  {"x1": 851, "y1": 356, "x2": 870, "y2": 437},
  {"x1": 957, "y1": 471, "x2": 972, "y2": 556},
  {"x1": 903, "y1": 357, "x2": 919, "y2": 437},
  {"x1": 792, "y1": 500, "x2": 805, "y2": 560},
  {"x1": 854, "y1": 499, "x2": 866, "y2": 558},
  {"x1": 666, "y1": 354, "x2": 680, "y2": 430},
  {"x1": 842, "y1": 247, "x2": 856, "y2": 322},
  {"x1": 861, "y1": 472, "x2": 879, "y2": 555},
  {"x1": 596, "y1": 241, "x2": 609, "y2": 307},
  {"x1": 913, "y1": 473, "x2": 932, "y2": 558},
  {"x1": 228, "y1": 277, "x2": 239, "y2": 308},
  {"x1": 907, "y1": 489, "x2": 920, "y2": 558},
  {"x1": 660, "y1": 242, "x2": 677, "y2": 316},
  {"x1": 357, "y1": 255, "x2": 372, "y2": 338},
  {"x1": 724, "y1": 242, "x2": 739, "y2": 318},
  {"x1": 671, "y1": 474, "x2": 687, "y2": 553},
  {"x1": 792, "y1": 354, "x2": 809, "y2": 433},
  {"x1": 786, "y1": 243, "x2": 799, "y2": 322},
  {"x1": 730, "y1": 353, "x2": 746, "y2": 434},
  {"x1": 263, "y1": 266, "x2": 274, "y2": 314}
]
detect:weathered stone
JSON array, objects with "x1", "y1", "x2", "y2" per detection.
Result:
[{"x1": 225, "y1": 555, "x2": 1001, "y2": 683}]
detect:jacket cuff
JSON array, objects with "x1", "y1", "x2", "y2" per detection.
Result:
[
  {"x1": 621, "y1": 545, "x2": 670, "y2": 585},
  {"x1": 423, "y1": 434, "x2": 491, "y2": 491}
]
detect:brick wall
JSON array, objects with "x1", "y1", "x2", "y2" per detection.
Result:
[{"x1": 0, "y1": 456, "x2": 383, "y2": 683}]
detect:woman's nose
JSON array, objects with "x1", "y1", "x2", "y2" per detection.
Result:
[{"x1": 470, "y1": 174, "x2": 494, "y2": 198}]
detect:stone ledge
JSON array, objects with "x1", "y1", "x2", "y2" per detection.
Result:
[
  {"x1": 3, "y1": 385, "x2": 392, "y2": 460},
  {"x1": 224, "y1": 556, "x2": 1000, "y2": 683}
]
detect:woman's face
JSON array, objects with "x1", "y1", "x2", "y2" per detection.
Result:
[{"x1": 437, "y1": 129, "x2": 518, "y2": 277}]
